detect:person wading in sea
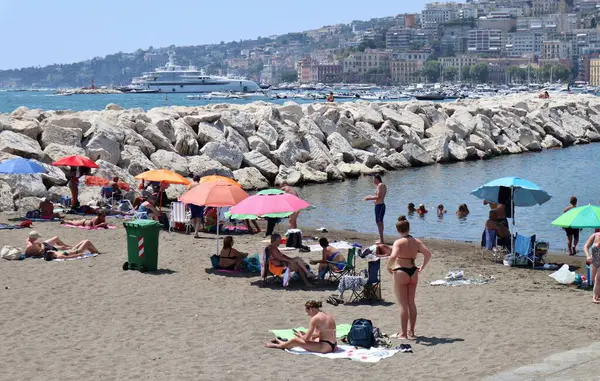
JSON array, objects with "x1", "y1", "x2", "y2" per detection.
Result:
[{"x1": 364, "y1": 174, "x2": 387, "y2": 244}]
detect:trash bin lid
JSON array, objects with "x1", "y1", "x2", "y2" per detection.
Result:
[{"x1": 123, "y1": 219, "x2": 161, "y2": 229}]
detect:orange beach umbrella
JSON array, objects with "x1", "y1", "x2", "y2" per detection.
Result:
[
  {"x1": 134, "y1": 169, "x2": 191, "y2": 185},
  {"x1": 199, "y1": 175, "x2": 241, "y2": 187},
  {"x1": 84, "y1": 175, "x2": 130, "y2": 191}
]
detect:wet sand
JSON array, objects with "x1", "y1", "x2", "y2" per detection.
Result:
[{"x1": 0, "y1": 213, "x2": 597, "y2": 381}]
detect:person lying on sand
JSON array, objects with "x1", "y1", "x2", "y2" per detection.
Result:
[
  {"x1": 268, "y1": 233, "x2": 314, "y2": 287},
  {"x1": 24, "y1": 231, "x2": 100, "y2": 260},
  {"x1": 61, "y1": 210, "x2": 109, "y2": 228},
  {"x1": 265, "y1": 300, "x2": 337, "y2": 353}
]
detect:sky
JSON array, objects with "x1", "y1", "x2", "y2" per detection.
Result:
[{"x1": 0, "y1": 0, "x2": 447, "y2": 70}]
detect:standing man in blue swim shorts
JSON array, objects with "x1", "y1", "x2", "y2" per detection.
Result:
[{"x1": 364, "y1": 174, "x2": 387, "y2": 244}]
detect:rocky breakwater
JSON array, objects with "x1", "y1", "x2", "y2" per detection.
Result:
[{"x1": 1, "y1": 94, "x2": 600, "y2": 212}]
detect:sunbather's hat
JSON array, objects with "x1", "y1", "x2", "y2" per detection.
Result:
[{"x1": 29, "y1": 231, "x2": 41, "y2": 240}]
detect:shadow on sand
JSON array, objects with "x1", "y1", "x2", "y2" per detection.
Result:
[{"x1": 416, "y1": 336, "x2": 465, "y2": 347}]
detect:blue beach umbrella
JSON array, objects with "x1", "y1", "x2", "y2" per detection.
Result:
[
  {"x1": 470, "y1": 177, "x2": 551, "y2": 207},
  {"x1": 0, "y1": 157, "x2": 47, "y2": 174},
  {"x1": 471, "y1": 177, "x2": 551, "y2": 261}
]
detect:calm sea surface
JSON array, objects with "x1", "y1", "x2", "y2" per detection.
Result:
[
  {"x1": 296, "y1": 145, "x2": 600, "y2": 254},
  {"x1": 1, "y1": 91, "x2": 598, "y2": 252}
]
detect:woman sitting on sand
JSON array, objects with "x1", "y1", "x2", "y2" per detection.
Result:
[
  {"x1": 456, "y1": 203, "x2": 470, "y2": 218},
  {"x1": 584, "y1": 229, "x2": 600, "y2": 303},
  {"x1": 265, "y1": 300, "x2": 337, "y2": 353},
  {"x1": 387, "y1": 216, "x2": 432, "y2": 340},
  {"x1": 310, "y1": 237, "x2": 345, "y2": 279},
  {"x1": 219, "y1": 236, "x2": 248, "y2": 270},
  {"x1": 61, "y1": 210, "x2": 109, "y2": 228},
  {"x1": 138, "y1": 196, "x2": 160, "y2": 220}
]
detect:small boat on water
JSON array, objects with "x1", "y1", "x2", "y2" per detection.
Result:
[{"x1": 415, "y1": 93, "x2": 446, "y2": 101}]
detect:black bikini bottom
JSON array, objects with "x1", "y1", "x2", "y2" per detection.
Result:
[
  {"x1": 393, "y1": 266, "x2": 418, "y2": 277},
  {"x1": 321, "y1": 340, "x2": 337, "y2": 351}
]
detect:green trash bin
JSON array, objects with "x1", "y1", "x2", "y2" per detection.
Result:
[{"x1": 123, "y1": 219, "x2": 161, "y2": 272}]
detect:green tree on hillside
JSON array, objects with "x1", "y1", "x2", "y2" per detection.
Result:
[
  {"x1": 442, "y1": 66, "x2": 457, "y2": 81},
  {"x1": 421, "y1": 60, "x2": 441, "y2": 82},
  {"x1": 471, "y1": 63, "x2": 489, "y2": 83}
]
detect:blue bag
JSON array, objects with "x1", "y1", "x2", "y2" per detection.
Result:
[{"x1": 348, "y1": 319, "x2": 375, "y2": 349}]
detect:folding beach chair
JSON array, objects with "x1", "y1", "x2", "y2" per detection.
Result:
[
  {"x1": 169, "y1": 201, "x2": 192, "y2": 233},
  {"x1": 514, "y1": 232, "x2": 547, "y2": 267},
  {"x1": 261, "y1": 247, "x2": 292, "y2": 287},
  {"x1": 100, "y1": 186, "x2": 115, "y2": 207},
  {"x1": 348, "y1": 259, "x2": 382, "y2": 304},
  {"x1": 481, "y1": 229, "x2": 508, "y2": 262},
  {"x1": 324, "y1": 248, "x2": 357, "y2": 283}
]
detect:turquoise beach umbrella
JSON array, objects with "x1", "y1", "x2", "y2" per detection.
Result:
[{"x1": 551, "y1": 205, "x2": 600, "y2": 229}]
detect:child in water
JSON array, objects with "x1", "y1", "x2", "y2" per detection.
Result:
[{"x1": 437, "y1": 204, "x2": 446, "y2": 217}]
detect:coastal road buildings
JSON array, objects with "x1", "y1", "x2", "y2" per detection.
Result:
[
  {"x1": 589, "y1": 58, "x2": 600, "y2": 86},
  {"x1": 440, "y1": 55, "x2": 479, "y2": 81},
  {"x1": 504, "y1": 31, "x2": 543, "y2": 57},
  {"x1": 468, "y1": 29, "x2": 503, "y2": 54},
  {"x1": 390, "y1": 51, "x2": 430, "y2": 84},
  {"x1": 386, "y1": 27, "x2": 413, "y2": 50}
]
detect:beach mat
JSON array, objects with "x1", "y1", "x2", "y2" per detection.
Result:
[
  {"x1": 62, "y1": 224, "x2": 117, "y2": 230},
  {"x1": 52, "y1": 252, "x2": 98, "y2": 262},
  {"x1": 270, "y1": 324, "x2": 351, "y2": 341},
  {"x1": 284, "y1": 345, "x2": 399, "y2": 363},
  {"x1": 0, "y1": 223, "x2": 25, "y2": 230}
]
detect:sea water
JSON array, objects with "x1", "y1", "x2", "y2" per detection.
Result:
[
  {"x1": 295, "y1": 144, "x2": 600, "y2": 253},
  {"x1": 1, "y1": 91, "x2": 598, "y2": 252}
]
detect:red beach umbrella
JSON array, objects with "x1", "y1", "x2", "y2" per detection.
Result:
[{"x1": 52, "y1": 155, "x2": 99, "y2": 168}]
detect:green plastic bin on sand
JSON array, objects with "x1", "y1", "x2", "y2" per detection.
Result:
[{"x1": 123, "y1": 219, "x2": 160, "y2": 272}]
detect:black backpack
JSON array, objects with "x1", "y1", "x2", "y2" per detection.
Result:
[{"x1": 348, "y1": 319, "x2": 375, "y2": 349}]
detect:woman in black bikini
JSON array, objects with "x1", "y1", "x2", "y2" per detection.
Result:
[
  {"x1": 387, "y1": 216, "x2": 432, "y2": 340},
  {"x1": 265, "y1": 300, "x2": 337, "y2": 353},
  {"x1": 218, "y1": 236, "x2": 248, "y2": 270}
]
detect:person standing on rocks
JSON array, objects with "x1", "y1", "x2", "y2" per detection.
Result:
[
  {"x1": 281, "y1": 183, "x2": 300, "y2": 229},
  {"x1": 364, "y1": 174, "x2": 387, "y2": 244}
]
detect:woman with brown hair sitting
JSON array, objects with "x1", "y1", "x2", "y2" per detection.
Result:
[{"x1": 219, "y1": 236, "x2": 248, "y2": 270}]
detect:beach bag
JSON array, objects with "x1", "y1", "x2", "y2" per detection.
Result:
[
  {"x1": 1, "y1": 245, "x2": 24, "y2": 260},
  {"x1": 210, "y1": 255, "x2": 220, "y2": 268},
  {"x1": 286, "y1": 230, "x2": 303, "y2": 248},
  {"x1": 25, "y1": 210, "x2": 41, "y2": 219},
  {"x1": 243, "y1": 254, "x2": 261, "y2": 273},
  {"x1": 348, "y1": 319, "x2": 375, "y2": 349}
]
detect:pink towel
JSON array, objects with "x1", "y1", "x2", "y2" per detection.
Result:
[{"x1": 62, "y1": 224, "x2": 116, "y2": 230}]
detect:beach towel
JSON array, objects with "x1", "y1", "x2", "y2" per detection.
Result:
[
  {"x1": 284, "y1": 345, "x2": 399, "y2": 363},
  {"x1": 25, "y1": 217, "x2": 61, "y2": 222},
  {"x1": 271, "y1": 324, "x2": 352, "y2": 341},
  {"x1": 62, "y1": 224, "x2": 117, "y2": 230},
  {"x1": 52, "y1": 252, "x2": 98, "y2": 262},
  {"x1": 0, "y1": 223, "x2": 25, "y2": 230}
]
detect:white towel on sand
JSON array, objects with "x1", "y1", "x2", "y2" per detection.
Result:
[
  {"x1": 308, "y1": 241, "x2": 355, "y2": 252},
  {"x1": 285, "y1": 345, "x2": 399, "y2": 363}
]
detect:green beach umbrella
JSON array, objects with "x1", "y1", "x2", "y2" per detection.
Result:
[
  {"x1": 257, "y1": 189, "x2": 285, "y2": 195},
  {"x1": 551, "y1": 205, "x2": 600, "y2": 229}
]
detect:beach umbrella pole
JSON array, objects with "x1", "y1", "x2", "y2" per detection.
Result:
[{"x1": 216, "y1": 207, "x2": 220, "y2": 255}]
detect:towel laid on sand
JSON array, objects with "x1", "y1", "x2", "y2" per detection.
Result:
[
  {"x1": 52, "y1": 253, "x2": 98, "y2": 262},
  {"x1": 285, "y1": 345, "x2": 399, "y2": 363},
  {"x1": 308, "y1": 241, "x2": 355, "y2": 252},
  {"x1": 270, "y1": 324, "x2": 351, "y2": 341},
  {"x1": 62, "y1": 224, "x2": 116, "y2": 230},
  {"x1": 0, "y1": 223, "x2": 25, "y2": 230},
  {"x1": 26, "y1": 217, "x2": 61, "y2": 222}
]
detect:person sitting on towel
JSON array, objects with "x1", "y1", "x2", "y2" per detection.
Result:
[
  {"x1": 24, "y1": 231, "x2": 100, "y2": 260},
  {"x1": 265, "y1": 300, "x2": 337, "y2": 353},
  {"x1": 268, "y1": 233, "x2": 314, "y2": 287},
  {"x1": 61, "y1": 210, "x2": 109, "y2": 228},
  {"x1": 310, "y1": 237, "x2": 345, "y2": 279},
  {"x1": 219, "y1": 236, "x2": 248, "y2": 270},
  {"x1": 138, "y1": 196, "x2": 160, "y2": 220},
  {"x1": 39, "y1": 199, "x2": 63, "y2": 219}
]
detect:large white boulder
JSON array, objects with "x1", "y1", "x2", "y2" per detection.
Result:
[
  {"x1": 196, "y1": 122, "x2": 225, "y2": 146},
  {"x1": 93, "y1": 160, "x2": 136, "y2": 187},
  {"x1": 118, "y1": 145, "x2": 157, "y2": 176},
  {"x1": 248, "y1": 136, "x2": 270, "y2": 155},
  {"x1": 0, "y1": 130, "x2": 46, "y2": 161},
  {"x1": 327, "y1": 132, "x2": 355, "y2": 163},
  {"x1": 337, "y1": 121, "x2": 372, "y2": 149},
  {"x1": 401, "y1": 143, "x2": 434, "y2": 166},
  {"x1": 30, "y1": 159, "x2": 67, "y2": 187},
  {"x1": 543, "y1": 120, "x2": 576, "y2": 146},
  {"x1": 352, "y1": 105, "x2": 384, "y2": 127},
  {"x1": 135, "y1": 121, "x2": 176, "y2": 152},
  {"x1": 445, "y1": 108, "x2": 475, "y2": 139},
  {"x1": 220, "y1": 110, "x2": 255, "y2": 137},
  {"x1": 43, "y1": 143, "x2": 86, "y2": 162},
  {"x1": 465, "y1": 134, "x2": 485, "y2": 151},
  {"x1": 200, "y1": 141, "x2": 244, "y2": 170},
  {"x1": 150, "y1": 150, "x2": 190, "y2": 176},
  {"x1": 275, "y1": 165, "x2": 303, "y2": 186},
  {"x1": 84, "y1": 133, "x2": 121, "y2": 165},
  {"x1": 448, "y1": 141, "x2": 468, "y2": 161},
  {"x1": 256, "y1": 121, "x2": 279, "y2": 150},
  {"x1": 233, "y1": 167, "x2": 270, "y2": 190},
  {"x1": 40, "y1": 124, "x2": 83, "y2": 149},
  {"x1": 355, "y1": 121, "x2": 389, "y2": 148},
  {"x1": 173, "y1": 119, "x2": 199, "y2": 156},
  {"x1": 299, "y1": 117, "x2": 326, "y2": 142},
  {"x1": 225, "y1": 126, "x2": 249, "y2": 153},
  {"x1": 43, "y1": 115, "x2": 92, "y2": 134},
  {"x1": 301, "y1": 134, "x2": 333, "y2": 165},
  {"x1": 421, "y1": 136, "x2": 450, "y2": 163},
  {"x1": 242, "y1": 151, "x2": 279, "y2": 181},
  {"x1": 378, "y1": 120, "x2": 406, "y2": 150},
  {"x1": 379, "y1": 152, "x2": 411, "y2": 170},
  {"x1": 0, "y1": 181, "x2": 14, "y2": 211},
  {"x1": 497, "y1": 134, "x2": 522, "y2": 154},
  {"x1": 541, "y1": 135, "x2": 563, "y2": 149},
  {"x1": 310, "y1": 113, "x2": 337, "y2": 137},
  {"x1": 0, "y1": 117, "x2": 42, "y2": 140},
  {"x1": 188, "y1": 155, "x2": 233, "y2": 178},
  {"x1": 122, "y1": 129, "x2": 156, "y2": 157},
  {"x1": 272, "y1": 139, "x2": 311, "y2": 167},
  {"x1": 296, "y1": 163, "x2": 327, "y2": 184},
  {"x1": 0, "y1": 173, "x2": 46, "y2": 198}
]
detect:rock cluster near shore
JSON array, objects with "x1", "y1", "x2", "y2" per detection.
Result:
[{"x1": 0, "y1": 94, "x2": 599, "y2": 211}]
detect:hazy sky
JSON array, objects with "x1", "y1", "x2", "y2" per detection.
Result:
[{"x1": 0, "y1": 0, "x2": 450, "y2": 69}]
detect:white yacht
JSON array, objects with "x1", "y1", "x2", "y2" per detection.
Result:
[{"x1": 131, "y1": 53, "x2": 261, "y2": 93}]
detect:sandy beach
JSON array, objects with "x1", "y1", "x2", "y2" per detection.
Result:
[{"x1": 1, "y1": 212, "x2": 598, "y2": 381}]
